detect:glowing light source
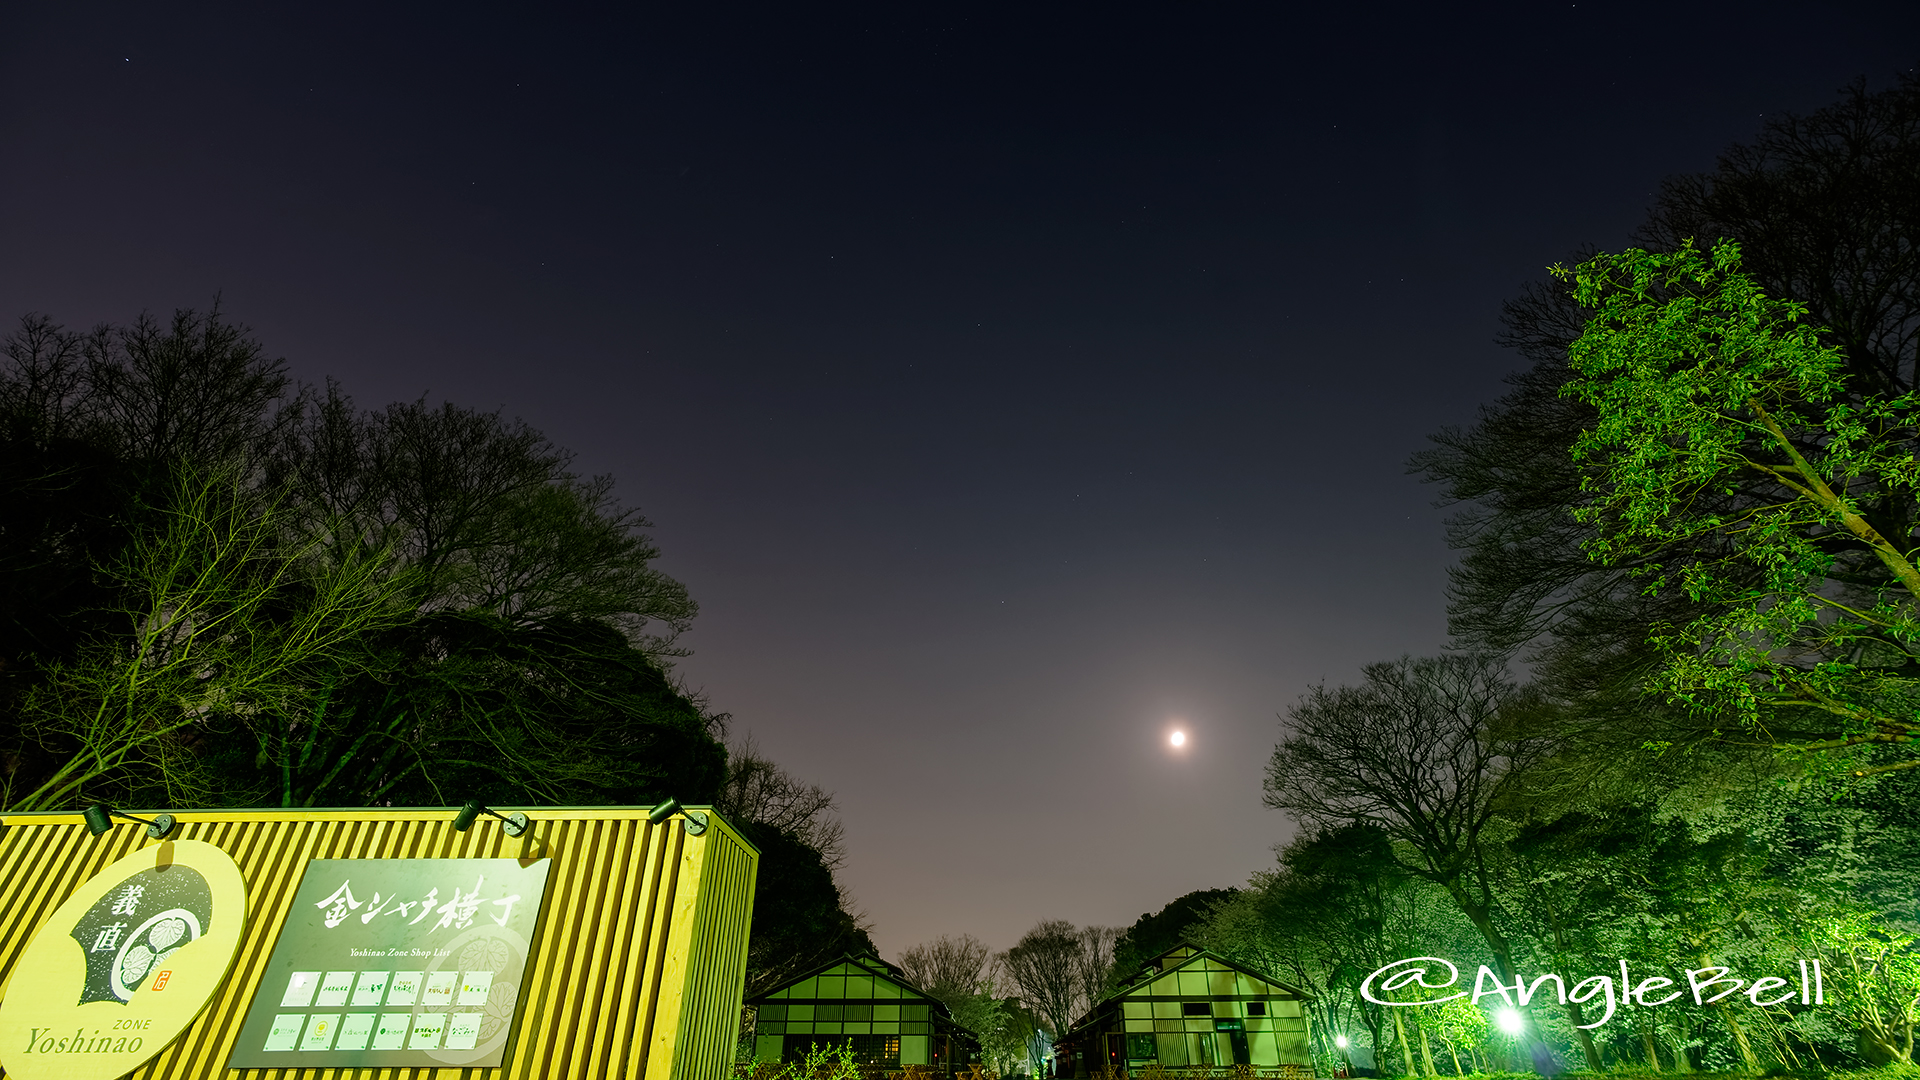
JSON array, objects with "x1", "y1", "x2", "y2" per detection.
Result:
[
  {"x1": 1334, "y1": 1036, "x2": 1349, "y2": 1049},
  {"x1": 1170, "y1": 731, "x2": 1186, "y2": 747},
  {"x1": 1495, "y1": 1008, "x2": 1524, "y2": 1036}
]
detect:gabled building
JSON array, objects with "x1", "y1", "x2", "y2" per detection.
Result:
[
  {"x1": 745, "y1": 953, "x2": 982, "y2": 1075},
  {"x1": 1054, "y1": 944, "x2": 1313, "y2": 1077}
]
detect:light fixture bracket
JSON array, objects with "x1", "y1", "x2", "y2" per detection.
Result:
[
  {"x1": 453, "y1": 801, "x2": 531, "y2": 837},
  {"x1": 647, "y1": 798, "x2": 708, "y2": 835},
  {"x1": 82, "y1": 804, "x2": 177, "y2": 839}
]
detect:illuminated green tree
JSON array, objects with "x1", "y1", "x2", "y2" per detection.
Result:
[
  {"x1": 5, "y1": 466, "x2": 410, "y2": 811},
  {"x1": 0, "y1": 307, "x2": 723, "y2": 813},
  {"x1": 1559, "y1": 239, "x2": 1920, "y2": 765},
  {"x1": 1416, "y1": 75, "x2": 1920, "y2": 784},
  {"x1": 1806, "y1": 906, "x2": 1920, "y2": 1063}
]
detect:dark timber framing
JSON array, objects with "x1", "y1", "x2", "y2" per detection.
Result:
[
  {"x1": 1054, "y1": 944, "x2": 1314, "y2": 1078},
  {"x1": 744, "y1": 953, "x2": 982, "y2": 1076}
]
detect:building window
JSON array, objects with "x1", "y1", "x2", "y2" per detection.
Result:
[
  {"x1": 782, "y1": 1034, "x2": 901, "y2": 1066},
  {"x1": 855, "y1": 1035, "x2": 902, "y2": 1064},
  {"x1": 1181, "y1": 1002, "x2": 1210, "y2": 1017},
  {"x1": 1127, "y1": 1033, "x2": 1158, "y2": 1059},
  {"x1": 1246, "y1": 1002, "x2": 1266, "y2": 1016}
]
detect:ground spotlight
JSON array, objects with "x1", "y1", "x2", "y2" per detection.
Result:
[{"x1": 1495, "y1": 1007, "x2": 1525, "y2": 1036}]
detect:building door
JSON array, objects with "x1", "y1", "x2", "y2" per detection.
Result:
[
  {"x1": 1216, "y1": 1020, "x2": 1250, "y2": 1066},
  {"x1": 1229, "y1": 1030, "x2": 1251, "y2": 1065},
  {"x1": 1107, "y1": 1034, "x2": 1124, "y2": 1068}
]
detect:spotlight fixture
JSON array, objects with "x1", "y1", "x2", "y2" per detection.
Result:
[
  {"x1": 646, "y1": 797, "x2": 708, "y2": 836},
  {"x1": 82, "y1": 804, "x2": 177, "y2": 839},
  {"x1": 452, "y1": 801, "x2": 530, "y2": 837}
]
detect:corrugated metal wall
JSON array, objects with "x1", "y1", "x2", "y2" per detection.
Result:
[{"x1": 0, "y1": 806, "x2": 757, "y2": 1080}]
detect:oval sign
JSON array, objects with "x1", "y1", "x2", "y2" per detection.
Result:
[{"x1": 0, "y1": 839, "x2": 247, "y2": 1080}]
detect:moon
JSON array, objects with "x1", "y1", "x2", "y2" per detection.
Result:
[{"x1": 1170, "y1": 731, "x2": 1186, "y2": 747}]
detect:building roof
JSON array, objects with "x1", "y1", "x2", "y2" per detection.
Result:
[
  {"x1": 745, "y1": 953, "x2": 953, "y2": 1020},
  {"x1": 744, "y1": 952, "x2": 981, "y2": 1053},
  {"x1": 1059, "y1": 942, "x2": 1314, "y2": 1041}
]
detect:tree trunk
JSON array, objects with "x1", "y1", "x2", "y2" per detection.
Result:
[
  {"x1": 1534, "y1": 888, "x2": 1602, "y2": 1071},
  {"x1": 1394, "y1": 1011, "x2": 1417, "y2": 1078},
  {"x1": 1641, "y1": 1030, "x2": 1663, "y2": 1073},
  {"x1": 1565, "y1": 1000, "x2": 1603, "y2": 1070},
  {"x1": 1857, "y1": 1020, "x2": 1916, "y2": 1065},
  {"x1": 1750, "y1": 1002, "x2": 1803, "y2": 1070},
  {"x1": 1719, "y1": 1007, "x2": 1762, "y2": 1074},
  {"x1": 1453, "y1": 898, "x2": 1520, "y2": 987},
  {"x1": 1693, "y1": 952, "x2": 1758, "y2": 1073},
  {"x1": 1673, "y1": 1030, "x2": 1695, "y2": 1073},
  {"x1": 1416, "y1": 1015, "x2": 1437, "y2": 1077}
]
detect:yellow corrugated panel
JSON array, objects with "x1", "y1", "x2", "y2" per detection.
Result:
[{"x1": 0, "y1": 806, "x2": 757, "y2": 1080}]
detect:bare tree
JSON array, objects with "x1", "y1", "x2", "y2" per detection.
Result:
[
  {"x1": 898, "y1": 933, "x2": 996, "y2": 998},
  {"x1": 270, "y1": 385, "x2": 697, "y2": 659},
  {"x1": 1263, "y1": 653, "x2": 1553, "y2": 986},
  {"x1": 999, "y1": 920, "x2": 1088, "y2": 1040},
  {"x1": 711, "y1": 735, "x2": 847, "y2": 872},
  {"x1": 1073, "y1": 925, "x2": 1120, "y2": 1010}
]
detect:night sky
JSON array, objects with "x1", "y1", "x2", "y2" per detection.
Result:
[{"x1": 4, "y1": 3, "x2": 1916, "y2": 961}]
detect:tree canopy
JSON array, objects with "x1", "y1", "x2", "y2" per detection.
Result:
[
  {"x1": 0, "y1": 304, "x2": 871, "y2": 1017},
  {"x1": 1414, "y1": 73, "x2": 1920, "y2": 779},
  {"x1": 1558, "y1": 239, "x2": 1920, "y2": 760},
  {"x1": 1108, "y1": 887, "x2": 1239, "y2": 985},
  {"x1": 1200, "y1": 74, "x2": 1920, "y2": 1079},
  {"x1": 0, "y1": 307, "x2": 720, "y2": 813}
]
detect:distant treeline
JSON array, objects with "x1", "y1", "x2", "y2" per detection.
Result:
[{"x1": 0, "y1": 306, "x2": 867, "y2": 992}]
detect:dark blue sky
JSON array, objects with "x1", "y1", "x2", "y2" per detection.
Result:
[{"x1": 3, "y1": 1, "x2": 1915, "y2": 957}]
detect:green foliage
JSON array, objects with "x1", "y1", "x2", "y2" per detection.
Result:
[
  {"x1": 0, "y1": 306, "x2": 724, "y2": 814},
  {"x1": 1415, "y1": 75, "x2": 1920, "y2": 786},
  {"x1": 7, "y1": 466, "x2": 411, "y2": 810},
  {"x1": 948, "y1": 993, "x2": 1037, "y2": 1078},
  {"x1": 736, "y1": 1041, "x2": 862, "y2": 1080},
  {"x1": 1559, "y1": 240, "x2": 1920, "y2": 752},
  {"x1": 1325, "y1": 70, "x2": 1920, "y2": 1080},
  {"x1": 1109, "y1": 888, "x2": 1239, "y2": 985},
  {"x1": 240, "y1": 611, "x2": 725, "y2": 809},
  {"x1": 1238, "y1": 653, "x2": 1920, "y2": 1073},
  {"x1": 1806, "y1": 910, "x2": 1920, "y2": 1065},
  {"x1": 797, "y1": 1041, "x2": 860, "y2": 1080}
]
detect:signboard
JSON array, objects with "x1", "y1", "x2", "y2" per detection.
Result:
[
  {"x1": 227, "y1": 857, "x2": 552, "y2": 1069},
  {"x1": 1, "y1": 806, "x2": 755, "y2": 1079},
  {"x1": 0, "y1": 839, "x2": 248, "y2": 1080}
]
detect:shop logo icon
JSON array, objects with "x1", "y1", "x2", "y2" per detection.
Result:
[
  {"x1": 0, "y1": 838, "x2": 246, "y2": 1080},
  {"x1": 66, "y1": 863, "x2": 214, "y2": 1005}
]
